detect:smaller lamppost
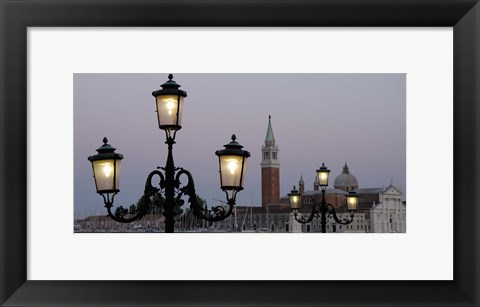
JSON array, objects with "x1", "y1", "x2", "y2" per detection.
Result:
[{"x1": 289, "y1": 163, "x2": 358, "y2": 233}]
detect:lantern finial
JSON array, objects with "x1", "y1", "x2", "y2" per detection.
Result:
[
  {"x1": 231, "y1": 134, "x2": 236, "y2": 141},
  {"x1": 168, "y1": 74, "x2": 173, "y2": 80},
  {"x1": 103, "y1": 137, "x2": 108, "y2": 144}
]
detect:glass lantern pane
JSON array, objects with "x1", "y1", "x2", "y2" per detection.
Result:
[
  {"x1": 347, "y1": 196, "x2": 358, "y2": 211},
  {"x1": 92, "y1": 159, "x2": 120, "y2": 192},
  {"x1": 219, "y1": 155, "x2": 246, "y2": 188},
  {"x1": 156, "y1": 95, "x2": 184, "y2": 128},
  {"x1": 290, "y1": 195, "x2": 300, "y2": 209},
  {"x1": 317, "y1": 171, "x2": 329, "y2": 186}
]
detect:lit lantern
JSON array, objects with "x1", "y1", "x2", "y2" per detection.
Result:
[
  {"x1": 346, "y1": 191, "x2": 359, "y2": 212},
  {"x1": 151, "y1": 74, "x2": 187, "y2": 132},
  {"x1": 288, "y1": 186, "x2": 301, "y2": 210},
  {"x1": 215, "y1": 135, "x2": 250, "y2": 202},
  {"x1": 88, "y1": 137, "x2": 123, "y2": 194},
  {"x1": 316, "y1": 163, "x2": 330, "y2": 188}
]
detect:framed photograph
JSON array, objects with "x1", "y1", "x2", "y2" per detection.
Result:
[
  {"x1": 1, "y1": 0, "x2": 479, "y2": 306},
  {"x1": 73, "y1": 73, "x2": 407, "y2": 236}
]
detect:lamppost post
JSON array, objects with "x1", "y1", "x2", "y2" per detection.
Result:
[
  {"x1": 320, "y1": 189, "x2": 327, "y2": 233},
  {"x1": 163, "y1": 136, "x2": 176, "y2": 233}
]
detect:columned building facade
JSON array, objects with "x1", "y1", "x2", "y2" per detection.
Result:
[{"x1": 370, "y1": 185, "x2": 406, "y2": 233}]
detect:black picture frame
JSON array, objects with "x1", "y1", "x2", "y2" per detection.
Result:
[{"x1": 1, "y1": 0, "x2": 479, "y2": 306}]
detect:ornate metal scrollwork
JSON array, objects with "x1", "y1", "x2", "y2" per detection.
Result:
[
  {"x1": 174, "y1": 168, "x2": 234, "y2": 222},
  {"x1": 102, "y1": 160, "x2": 236, "y2": 225},
  {"x1": 326, "y1": 203, "x2": 355, "y2": 225},
  {"x1": 293, "y1": 203, "x2": 321, "y2": 224},
  {"x1": 104, "y1": 169, "x2": 164, "y2": 223},
  {"x1": 294, "y1": 203, "x2": 354, "y2": 226}
]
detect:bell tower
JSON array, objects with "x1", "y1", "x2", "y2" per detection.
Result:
[{"x1": 261, "y1": 116, "x2": 280, "y2": 207}]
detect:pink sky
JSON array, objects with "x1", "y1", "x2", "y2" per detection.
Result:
[{"x1": 74, "y1": 73, "x2": 406, "y2": 218}]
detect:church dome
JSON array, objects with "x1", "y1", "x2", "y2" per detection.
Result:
[{"x1": 334, "y1": 162, "x2": 358, "y2": 191}]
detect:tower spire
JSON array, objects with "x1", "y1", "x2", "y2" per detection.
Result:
[
  {"x1": 299, "y1": 174, "x2": 305, "y2": 193},
  {"x1": 265, "y1": 115, "x2": 275, "y2": 144}
]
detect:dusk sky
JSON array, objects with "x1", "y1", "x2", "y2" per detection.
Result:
[{"x1": 74, "y1": 73, "x2": 406, "y2": 219}]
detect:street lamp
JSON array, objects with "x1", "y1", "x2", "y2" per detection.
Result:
[
  {"x1": 346, "y1": 190, "x2": 359, "y2": 211},
  {"x1": 215, "y1": 134, "x2": 251, "y2": 205},
  {"x1": 287, "y1": 186, "x2": 300, "y2": 210},
  {"x1": 289, "y1": 163, "x2": 358, "y2": 233},
  {"x1": 88, "y1": 137, "x2": 123, "y2": 205},
  {"x1": 88, "y1": 74, "x2": 250, "y2": 233},
  {"x1": 316, "y1": 162, "x2": 330, "y2": 187},
  {"x1": 152, "y1": 74, "x2": 187, "y2": 136}
]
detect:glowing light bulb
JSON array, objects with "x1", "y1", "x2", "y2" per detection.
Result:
[
  {"x1": 320, "y1": 173, "x2": 328, "y2": 180},
  {"x1": 228, "y1": 160, "x2": 238, "y2": 175},
  {"x1": 103, "y1": 164, "x2": 112, "y2": 178},
  {"x1": 293, "y1": 196, "x2": 298, "y2": 203},
  {"x1": 166, "y1": 100, "x2": 175, "y2": 115}
]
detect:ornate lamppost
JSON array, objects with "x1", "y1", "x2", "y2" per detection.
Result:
[
  {"x1": 288, "y1": 163, "x2": 359, "y2": 233},
  {"x1": 88, "y1": 74, "x2": 250, "y2": 233}
]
